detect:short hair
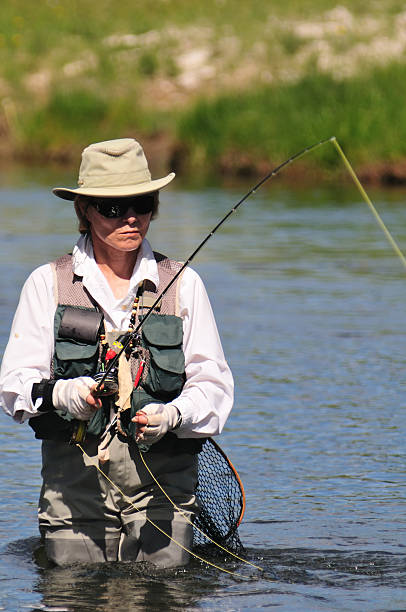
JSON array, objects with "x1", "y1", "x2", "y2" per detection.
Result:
[{"x1": 74, "y1": 193, "x2": 160, "y2": 234}]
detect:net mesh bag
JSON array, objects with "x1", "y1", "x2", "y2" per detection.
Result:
[{"x1": 192, "y1": 438, "x2": 245, "y2": 554}]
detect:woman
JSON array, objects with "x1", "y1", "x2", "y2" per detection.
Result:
[{"x1": 0, "y1": 138, "x2": 234, "y2": 567}]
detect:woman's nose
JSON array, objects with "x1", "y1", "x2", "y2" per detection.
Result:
[{"x1": 123, "y1": 207, "x2": 139, "y2": 221}]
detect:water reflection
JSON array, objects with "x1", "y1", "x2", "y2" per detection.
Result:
[
  {"x1": 3, "y1": 536, "x2": 405, "y2": 611},
  {"x1": 33, "y1": 560, "x2": 214, "y2": 612}
]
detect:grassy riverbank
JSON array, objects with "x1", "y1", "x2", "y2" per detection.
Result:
[
  {"x1": 178, "y1": 62, "x2": 406, "y2": 181},
  {"x1": 2, "y1": 1, "x2": 406, "y2": 181}
]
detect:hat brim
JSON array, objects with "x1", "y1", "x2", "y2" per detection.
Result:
[{"x1": 52, "y1": 173, "x2": 175, "y2": 201}]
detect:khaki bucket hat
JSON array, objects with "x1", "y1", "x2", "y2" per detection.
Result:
[{"x1": 53, "y1": 138, "x2": 175, "y2": 200}]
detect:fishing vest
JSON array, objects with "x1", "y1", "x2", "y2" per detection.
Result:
[{"x1": 29, "y1": 252, "x2": 201, "y2": 454}]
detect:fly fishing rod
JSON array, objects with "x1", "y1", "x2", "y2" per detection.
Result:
[
  {"x1": 95, "y1": 134, "x2": 406, "y2": 394},
  {"x1": 95, "y1": 136, "x2": 334, "y2": 392}
]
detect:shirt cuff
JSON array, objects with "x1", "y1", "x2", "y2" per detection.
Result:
[
  {"x1": 170, "y1": 396, "x2": 223, "y2": 439},
  {"x1": 170, "y1": 397, "x2": 195, "y2": 436}
]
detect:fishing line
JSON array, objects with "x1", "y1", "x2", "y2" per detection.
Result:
[
  {"x1": 76, "y1": 443, "x2": 257, "y2": 580},
  {"x1": 331, "y1": 137, "x2": 406, "y2": 270},
  {"x1": 137, "y1": 446, "x2": 264, "y2": 572},
  {"x1": 94, "y1": 135, "x2": 406, "y2": 389}
]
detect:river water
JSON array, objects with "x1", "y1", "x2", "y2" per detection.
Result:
[{"x1": 0, "y1": 168, "x2": 405, "y2": 611}]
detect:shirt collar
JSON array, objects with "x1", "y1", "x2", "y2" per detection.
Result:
[{"x1": 71, "y1": 234, "x2": 160, "y2": 294}]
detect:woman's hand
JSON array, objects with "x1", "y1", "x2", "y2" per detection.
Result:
[
  {"x1": 52, "y1": 377, "x2": 102, "y2": 420},
  {"x1": 132, "y1": 403, "x2": 181, "y2": 445}
]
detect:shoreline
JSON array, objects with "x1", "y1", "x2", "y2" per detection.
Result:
[{"x1": 3, "y1": 137, "x2": 406, "y2": 189}]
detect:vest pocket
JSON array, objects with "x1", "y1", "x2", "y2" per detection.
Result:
[
  {"x1": 54, "y1": 338, "x2": 99, "y2": 379},
  {"x1": 141, "y1": 314, "x2": 185, "y2": 401}
]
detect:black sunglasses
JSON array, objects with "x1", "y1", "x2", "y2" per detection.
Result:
[{"x1": 88, "y1": 194, "x2": 156, "y2": 218}]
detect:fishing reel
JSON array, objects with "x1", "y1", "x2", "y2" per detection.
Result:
[{"x1": 93, "y1": 367, "x2": 119, "y2": 397}]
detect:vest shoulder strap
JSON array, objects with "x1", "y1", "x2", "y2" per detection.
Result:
[
  {"x1": 144, "y1": 251, "x2": 184, "y2": 316},
  {"x1": 51, "y1": 251, "x2": 184, "y2": 314},
  {"x1": 51, "y1": 254, "x2": 95, "y2": 308}
]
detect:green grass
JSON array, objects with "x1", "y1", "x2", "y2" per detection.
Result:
[
  {"x1": 178, "y1": 63, "x2": 406, "y2": 170},
  {"x1": 14, "y1": 61, "x2": 406, "y2": 172},
  {"x1": 18, "y1": 89, "x2": 165, "y2": 155},
  {"x1": 0, "y1": 0, "x2": 381, "y2": 49},
  {"x1": 2, "y1": 1, "x2": 406, "y2": 174}
]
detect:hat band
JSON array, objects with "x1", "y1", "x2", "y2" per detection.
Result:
[{"x1": 78, "y1": 168, "x2": 151, "y2": 188}]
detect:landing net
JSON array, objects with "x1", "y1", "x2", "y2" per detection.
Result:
[{"x1": 193, "y1": 438, "x2": 245, "y2": 554}]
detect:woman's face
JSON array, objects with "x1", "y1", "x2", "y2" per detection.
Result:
[{"x1": 81, "y1": 197, "x2": 153, "y2": 254}]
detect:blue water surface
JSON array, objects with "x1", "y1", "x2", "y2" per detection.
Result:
[{"x1": 0, "y1": 171, "x2": 405, "y2": 611}]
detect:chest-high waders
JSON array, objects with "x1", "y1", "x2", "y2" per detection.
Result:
[{"x1": 31, "y1": 252, "x2": 201, "y2": 567}]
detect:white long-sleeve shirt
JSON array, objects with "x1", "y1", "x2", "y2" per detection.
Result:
[{"x1": 0, "y1": 235, "x2": 234, "y2": 438}]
